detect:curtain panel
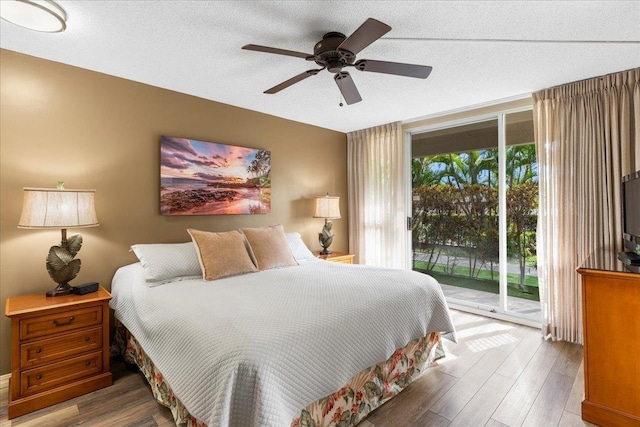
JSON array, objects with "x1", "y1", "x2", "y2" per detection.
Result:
[
  {"x1": 347, "y1": 122, "x2": 407, "y2": 268},
  {"x1": 533, "y1": 67, "x2": 640, "y2": 343}
]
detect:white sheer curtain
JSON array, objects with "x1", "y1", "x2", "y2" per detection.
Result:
[
  {"x1": 533, "y1": 68, "x2": 639, "y2": 343},
  {"x1": 347, "y1": 122, "x2": 407, "y2": 268}
]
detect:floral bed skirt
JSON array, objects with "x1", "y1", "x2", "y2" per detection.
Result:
[{"x1": 114, "y1": 320, "x2": 444, "y2": 427}]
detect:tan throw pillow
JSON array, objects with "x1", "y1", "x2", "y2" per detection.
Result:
[
  {"x1": 187, "y1": 229, "x2": 258, "y2": 280},
  {"x1": 241, "y1": 225, "x2": 298, "y2": 270}
]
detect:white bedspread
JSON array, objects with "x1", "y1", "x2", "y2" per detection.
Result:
[{"x1": 110, "y1": 260, "x2": 455, "y2": 427}]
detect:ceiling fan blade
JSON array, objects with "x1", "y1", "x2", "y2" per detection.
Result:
[
  {"x1": 242, "y1": 44, "x2": 312, "y2": 60},
  {"x1": 334, "y1": 72, "x2": 362, "y2": 105},
  {"x1": 264, "y1": 69, "x2": 322, "y2": 94},
  {"x1": 354, "y1": 59, "x2": 432, "y2": 79},
  {"x1": 337, "y1": 18, "x2": 391, "y2": 56}
]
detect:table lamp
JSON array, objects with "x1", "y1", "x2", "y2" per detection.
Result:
[
  {"x1": 313, "y1": 193, "x2": 341, "y2": 255},
  {"x1": 18, "y1": 183, "x2": 99, "y2": 297}
]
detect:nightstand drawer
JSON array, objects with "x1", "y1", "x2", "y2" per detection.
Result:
[
  {"x1": 21, "y1": 350, "x2": 103, "y2": 396},
  {"x1": 20, "y1": 305, "x2": 103, "y2": 341},
  {"x1": 21, "y1": 326, "x2": 103, "y2": 368},
  {"x1": 330, "y1": 257, "x2": 353, "y2": 264}
]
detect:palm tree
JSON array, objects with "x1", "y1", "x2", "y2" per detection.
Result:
[
  {"x1": 429, "y1": 150, "x2": 497, "y2": 189},
  {"x1": 247, "y1": 150, "x2": 271, "y2": 181},
  {"x1": 506, "y1": 144, "x2": 537, "y2": 187},
  {"x1": 411, "y1": 157, "x2": 443, "y2": 187}
]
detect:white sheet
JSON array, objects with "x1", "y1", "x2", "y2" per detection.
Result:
[{"x1": 110, "y1": 260, "x2": 455, "y2": 427}]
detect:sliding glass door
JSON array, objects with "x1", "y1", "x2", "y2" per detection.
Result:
[{"x1": 410, "y1": 109, "x2": 540, "y2": 324}]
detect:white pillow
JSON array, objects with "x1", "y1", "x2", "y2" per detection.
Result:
[
  {"x1": 130, "y1": 242, "x2": 202, "y2": 285},
  {"x1": 285, "y1": 232, "x2": 317, "y2": 261}
]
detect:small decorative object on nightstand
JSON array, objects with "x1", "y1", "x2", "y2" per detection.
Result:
[
  {"x1": 314, "y1": 251, "x2": 355, "y2": 264},
  {"x1": 5, "y1": 287, "x2": 113, "y2": 419},
  {"x1": 313, "y1": 193, "x2": 341, "y2": 255}
]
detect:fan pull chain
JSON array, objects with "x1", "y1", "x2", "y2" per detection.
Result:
[{"x1": 338, "y1": 74, "x2": 344, "y2": 107}]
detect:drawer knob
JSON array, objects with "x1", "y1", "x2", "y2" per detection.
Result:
[
  {"x1": 53, "y1": 316, "x2": 75, "y2": 327},
  {"x1": 35, "y1": 374, "x2": 42, "y2": 380},
  {"x1": 35, "y1": 347, "x2": 42, "y2": 354},
  {"x1": 85, "y1": 360, "x2": 91, "y2": 366},
  {"x1": 85, "y1": 336, "x2": 91, "y2": 342}
]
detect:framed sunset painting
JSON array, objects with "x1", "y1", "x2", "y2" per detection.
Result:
[{"x1": 160, "y1": 136, "x2": 271, "y2": 215}]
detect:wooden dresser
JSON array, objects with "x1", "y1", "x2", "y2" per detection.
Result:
[
  {"x1": 314, "y1": 251, "x2": 355, "y2": 264},
  {"x1": 577, "y1": 251, "x2": 640, "y2": 427},
  {"x1": 5, "y1": 287, "x2": 113, "y2": 419}
]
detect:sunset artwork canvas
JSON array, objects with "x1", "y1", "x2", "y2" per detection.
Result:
[{"x1": 160, "y1": 136, "x2": 271, "y2": 215}]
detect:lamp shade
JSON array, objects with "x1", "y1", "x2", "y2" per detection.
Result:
[
  {"x1": 313, "y1": 195, "x2": 341, "y2": 219},
  {"x1": 0, "y1": 0, "x2": 67, "y2": 33},
  {"x1": 18, "y1": 187, "x2": 98, "y2": 229}
]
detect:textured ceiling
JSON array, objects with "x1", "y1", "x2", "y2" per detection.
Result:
[{"x1": 1, "y1": 1, "x2": 639, "y2": 133}]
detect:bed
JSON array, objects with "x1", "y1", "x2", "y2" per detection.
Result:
[{"x1": 109, "y1": 227, "x2": 455, "y2": 427}]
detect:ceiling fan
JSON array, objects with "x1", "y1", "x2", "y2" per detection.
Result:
[{"x1": 242, "y1": 18, "x2": 432, "y2": 105}]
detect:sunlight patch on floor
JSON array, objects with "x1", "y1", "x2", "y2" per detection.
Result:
[
  {"x1": 465, "y1": 332, "x2": 519, "y2": 353},
  {"x1": 455, "y1": 322, "x2": 515, "y2": 339}
]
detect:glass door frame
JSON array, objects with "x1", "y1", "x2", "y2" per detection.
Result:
[{"x1": 404, "y1": 106, "x2": 540, "y2": 328}]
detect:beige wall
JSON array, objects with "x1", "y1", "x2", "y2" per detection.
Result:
[{"x1": 0, "y1": 49, "x2": 347, "y2": 374}]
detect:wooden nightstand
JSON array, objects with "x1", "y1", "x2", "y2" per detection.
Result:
[
  {"x1": 314, "y1": 251, "x2": 355, "y2": 264},
  {"x1": 5, "y1": 287, "x2": 113, "y2": 419}
]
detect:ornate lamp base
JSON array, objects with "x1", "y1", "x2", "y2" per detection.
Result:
[
  {"x1": 46, "y1": 283, "x2": 73, "y2": 297},
  {"x1": 318, "y1": 220, "x2": 335, "y2": 256},
  {"x1": 45, "y1": 229, "x2": 82, "y2": 297}
]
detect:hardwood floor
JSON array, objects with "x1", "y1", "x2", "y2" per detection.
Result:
[{"x1": 0, "y1": 310, "x2": 596, "y2": 427}]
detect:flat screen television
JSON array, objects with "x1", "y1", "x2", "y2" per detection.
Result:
[{"x1": 621, "y1": 170, "x2": 640, "y2": 262}]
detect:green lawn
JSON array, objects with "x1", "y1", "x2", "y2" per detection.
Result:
[
  {"x1": 413, "y1": 260, "x2": 538, "y2": 287},
  {"x1": 413, "y1": 261, "x2": 540, "y2": 302}
]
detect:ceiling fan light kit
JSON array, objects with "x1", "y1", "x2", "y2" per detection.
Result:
[{"x1": 243, "y1": 18, "x2": 432, "y2": 105}]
